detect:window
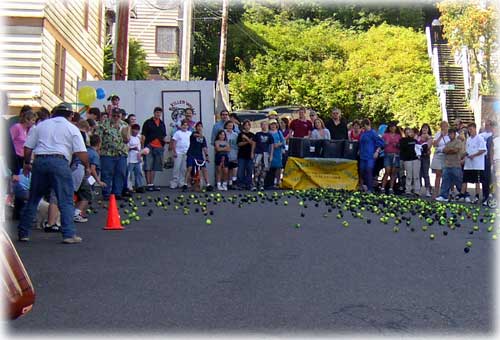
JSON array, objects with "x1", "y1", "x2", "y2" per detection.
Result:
[
  {"x1": 83, "y1": 0, "x2": 89, "y2": 30},
  {"x1": 155, "y1": 26, "x2": 178, "y2": 54},
  {"x1": 54, "y1": 41, "x2": 66, "y2": 98}
]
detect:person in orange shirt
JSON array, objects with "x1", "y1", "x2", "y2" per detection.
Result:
[{"x1": 141, "y1": 107, "x2": 168, "y2": 191}]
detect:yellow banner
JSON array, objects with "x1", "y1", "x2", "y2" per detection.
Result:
[{"x1": 282, "y1": 157, "x2": 358, "y2": 190}]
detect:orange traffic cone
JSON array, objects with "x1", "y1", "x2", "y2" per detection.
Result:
[{"x1": 103, "y1": 194, "x2": 124, "y2": 230}]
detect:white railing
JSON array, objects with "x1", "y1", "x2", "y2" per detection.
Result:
[
  {"x1": 425, "y1": 26, "x2": 433, "y2": 59},
  {"x1": 454, "y1": 46, "x2": 471, "y2": 97},
  {"x1": 432, "y1": 46, "x2": 448, "y2": 122},
  {"x1": 427, "y1": 26, "x2": 448, "y2": 122}
]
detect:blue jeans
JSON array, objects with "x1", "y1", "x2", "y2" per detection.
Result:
[
  {"x1": 18, "y1": 156, "x2": 76, "y2": 239},
  {"x1": 237, "y1": 158, "x2": 253, "y2": 188},
  {"x1": 360, "y1": 158, "x2": 375, "y2": 192},
  {"x1": 128, "y1": 162, "x2": 145, "y2": 188},
  {"x1": 439, "y1": 167, "x2": 462, "y2": 198},
  {"x1": 101, "y1": 156, "x2": 127, "y2": 198}
]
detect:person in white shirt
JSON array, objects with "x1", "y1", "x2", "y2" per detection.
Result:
[
  {"x1": 127, "y1": 124, "x2": 146, "y2": 193},
  {"x1": 430, "y1": 121, "x2": 450, "y2": 198},
  {"x1": 459, "y1": 122, "x2": 487, "y2": 203},
  {"x1": 18, "y1": 103, "x2": 88, "y2": 244},
  {"x1": 170, "y1": 120, "x2": 191, "y2": 189}
]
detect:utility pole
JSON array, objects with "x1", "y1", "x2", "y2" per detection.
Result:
[
  {"x1": 114, "y1": 0, "x2": 130, "y2": 80},
  {"x1": 180, "y1": 0, "x2": 193, "y2": 81},
  {"x1": 217, "y1": 0, "x2": 229, "y2": 83}
]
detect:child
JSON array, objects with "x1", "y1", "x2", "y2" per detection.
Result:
[
  {"x1": 252, "y1": 121, "x2": 273, "y2": 191},
  {"x1": 400, "y1": 127, "x2": 421, "y2": 196},
  {"x1": 127, "y1": 124, "x2": 146, "y2": 193},
  {"x1": 88, "y1": 134, "x2": 106, "y2": 189},
  {"x1": 184, "y1": 122, "x2": 212, "y2": 191},
  {"x1": 170, "y1": 119, "x2": 191, "y2": 189},
  {"x1": 214, "y1": 130, "x2": 230, "y2": 191},
  {"x1": 269, "y1": 119, "x2": 285, "y2": 189},
  {"x1": 224, "y1": 120, "x2": 239, "y2": 189},
  {"x1": 106, "y1": 95, "x2": 120, "y2": 116}
]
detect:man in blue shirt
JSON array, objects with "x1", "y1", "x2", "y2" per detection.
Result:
[{"x1": 359, "y1": 119, "x2": 384, "y2": 192}]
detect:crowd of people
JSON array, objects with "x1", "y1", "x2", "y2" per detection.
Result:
[{"x1": 3, "y1": 100, "x2": 499, "y2": 243}]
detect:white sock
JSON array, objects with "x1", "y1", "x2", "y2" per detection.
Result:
[{"x1": 232, "y1": 176, "x2": 237, "y2": 181}]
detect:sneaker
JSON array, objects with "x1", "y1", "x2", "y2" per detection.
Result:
[
  {"x1": 146, "y1": 186, "x2": 155, "y2": 192},
  {"x1": 73, "y1": 214, "x2": 88, "y2": 223},
  {"x1": 435, "y1": 196, "x2": 448, "y2": 202},
  {"x1": 206, "y1": 185, "x2": 214, "y2": 192},
  {"x1": 122, "y1": 191, "x2": 132, "y2": 198},
  {"x1": 135, "y1": 187, "x2": 145, "y2": 193},
  {"x1": 217, "y1": 183, "x2": 224, "y2": 191},
  {"x1": 181, "y1": 185, "x2": 188, "y2": 192},
  {"x1": 62, "y1": 235, "x2": 82, "y2": 244},
  {"x1": 388, "y1": 188, "x2": 394, "y2": 195},
  {"x1": 153, "y1": 186, "x2": 161, "y2": 191},
  {"x1": 425, "y1": 189, "x2": 432, "y2": 197},
  {"x1": 18, "y1": 236, "x2": 30, "y2": 242},
  {"x1": 457, "y1": 194, "x2": 465, "y2": 202},
  {"x1": 464, "y1": 196, "x2": 472, "y2": 203},
  {"x1": 259, "y1": 186, "x2": 265, "y2": 191},
  {"x1": 251, "y1": 186, "x2": 257, "y2": 191},
  {"x1": 471, "y1": 195, "x2": 479, "y2": 204},
  {"x1": 482, "y1": 200, "x2": 489, "y2": 207},
  {"x1": 43, "y1": 222, "x2": 61, "y2": 233},
  {"x1": 222, "y1": 183, "x2": 228, "y2": 191}
]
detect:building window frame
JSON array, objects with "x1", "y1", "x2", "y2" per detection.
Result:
[
  {"x1": 155, "y1": 26, "x2": 179, "y2": 55},
  {"x1": 54, "y1": 41, "x2": 66, "y2": 99}
]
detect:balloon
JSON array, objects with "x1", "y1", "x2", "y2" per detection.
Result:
[
  {"x1": 378, "y1": 124, "x2": 387, "y2": 136},
  {"x1": 78, "y1": 86, "x2": 96, "y2": 106},
  {"x1": 96, "y1": 88, "x2": 106, "y2": 100}
]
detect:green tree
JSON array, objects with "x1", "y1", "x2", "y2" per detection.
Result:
[
  {"x1": 229, "y1": 21, "x2": 441, "y2": 128},
  {"x1": 437, "y1": 0, "x2": 498, "y2": 94},
  {"x1": 102, "y1": 38, "x2": 150, "y2": 80}
]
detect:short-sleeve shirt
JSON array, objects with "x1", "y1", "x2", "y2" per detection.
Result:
[
  {"x1": 253, "y1": 131, "x2": 273, "y2": 154},
  {"x1": 225, "y1": 129, "x2": 239, "y2": 161},
  {"x1": 172, "y1": 130, "x2": 192, "y2": 154},
  {"x1": 9, "y1": 123, "x2": 30, "y2": 157},
  {"x1": 127, "y1": 135, "x2": 142, "y2": 164},
  {"x1": 87, "y1": 146, "x2": 100, "y2": 174},
  {"x1": 237, "y1": 131, "x2": 255, "y2": 159},
  {"x1": 464, "y1": 134, "x2": 487, "y2": 170},
  {"x1": 187, "y1": 133, "x2": 207, "y2": 159},
  {"x1": 290, "y1": 119, "x2": 312, "y2": 138},
  {"x1": 382, "y1": 133, "x2": 401, "y2": 154},
  {"x1": 96, "y1": 119, "x2": 129, "y2": 157},
  {"x1": 25, "y1": 116, "x2": 87, "y2": 163}
]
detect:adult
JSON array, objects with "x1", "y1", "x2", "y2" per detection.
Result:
[
  {"x1": 236, "y1": 120, "x2": 255, "y2": 190},
  {"x1": 126, "y1": 114, "x2": 137, "y2": 126},
  {"x1": 141, "y1": 106, "x2": 167, "y2": 191},
  {"x1": 10, "y1": 111, "x2": 36, "y2": 174},
  {"x1": 35, "y1": 107, "x2": 50, "y2": 124},
  {"x1": 289, "y1": 107, "x2": 312, "y2": 138},
  {"x1": 481, "y1": 121, "x2": 497, "y2": 205},
  {"x1": 310, "y1": 118, "x2": 331, "y2": 140},
  {"x1": 308, "y1": 109, "x2": 318, "y2": 124},
  {"x1": 211, "y1": 109, "x2": 230, "y2": 145},
  {"x1": 380, "y1": 122, "x2": 401, "y2": 194},
  {"x1": 325, "y1": 108, "x2": 348, "y2": 141},
  {"x1": 359, "y1": 119, "x2": 384, "y2": 193},
  {"x1": 96, "y1": 107, "x2": 130, "y2": 200},
  {"x1": 182, "y1": 108, "x2": 197, "y2": 132},
  {"x1": 17, "y1": 103, "x2": 89, "y2": 244},
  {"x1": 430, "y1": 121, "x2": 450, "y2": 199}
]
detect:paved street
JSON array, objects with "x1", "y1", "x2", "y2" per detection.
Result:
[{"x1": 6, "y1": 189, "x2": 495, "y2": 336}]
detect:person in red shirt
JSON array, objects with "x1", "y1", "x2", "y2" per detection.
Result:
[
  {"x1": 348, "y1": 120, "x2": 362, "y2": 142},
  {"x1": 289, "y1": 107, "x2": 312, "y2": 138},
  {"x1": 381, "y1": 121, "x2": 402, "y2": 194}
]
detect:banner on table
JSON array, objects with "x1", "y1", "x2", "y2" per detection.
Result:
[{"x1": 282, "y1": 157, "x2": 358, "y2": 190}]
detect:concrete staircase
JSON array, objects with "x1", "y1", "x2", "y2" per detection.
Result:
[{"x1": 435, "y1": 43, "x2": 475, "y2": 123}]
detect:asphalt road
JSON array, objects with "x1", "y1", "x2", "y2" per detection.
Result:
[{"x1": 6, "y1": 188, "x2": 496, "y2": 336}]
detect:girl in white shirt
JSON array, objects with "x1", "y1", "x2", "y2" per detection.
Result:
[{"x1": 430, "y1": 121, "x2": 450, "y2": 198}]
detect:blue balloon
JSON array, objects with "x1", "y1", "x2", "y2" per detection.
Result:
[
  {"x1": 96, "y1": 88, "x2": 106, "y2": 100},
  {"x1": 378, "y1": 124, "x2": 387, "y2": 136}
]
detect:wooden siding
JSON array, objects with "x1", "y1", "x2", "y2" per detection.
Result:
[
  {"x1": 40, "y1": 29, "x2": 87, "y2": 110},
  {"x1": 43, "y1": 0, "x2": 103, "y2": 78},
  {"x1": 0, "y1": 25, "x2": 43, "y2": 110},
  {"x1": 129, "y1": 1, "x2": 180, "y2": 68},
  {"x1": 0, "y1": 0, "x2": 45, "y2": 18}
]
